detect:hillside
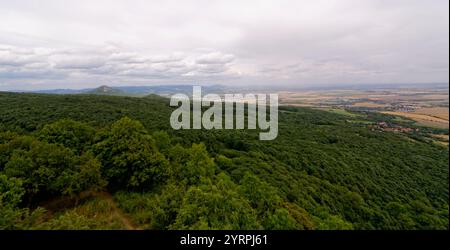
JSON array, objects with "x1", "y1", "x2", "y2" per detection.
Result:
[
  {"x1": 27, "y1": 84, "x2": 231, "y2": 97},
  {"x1": 0, "y1": 92, "x2": 448, "y2": 229},
  {"x1": 85, "y1": 85, "x2": 126, "y2": 96}
]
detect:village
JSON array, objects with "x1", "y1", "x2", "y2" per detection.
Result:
[{"x1": 368, "y1": 121, "x2": 420, "y2": 134}]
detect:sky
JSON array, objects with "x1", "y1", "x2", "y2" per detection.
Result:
[{"x1": 0, "y1": 0, "x2": 448, "y2": 90}]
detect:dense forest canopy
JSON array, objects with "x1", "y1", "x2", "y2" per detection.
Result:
[{"x1": 0, "y1": 92, "x2": 448, "y2": 229}]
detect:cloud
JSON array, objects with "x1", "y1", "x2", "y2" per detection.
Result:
[
  {"x1": 0, "y1": 45, "x2": 42, "y2": 67},
  {"x1": 0, "y1": 43, "x2": 238, "y2": 86},
  {"x1": 195, "y1": 52, "x2": 235, "y2": 65},
  {"x1": 0, "y1": 0, "x2": 448, "y2": 89}
]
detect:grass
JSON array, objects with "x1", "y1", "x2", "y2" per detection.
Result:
[
  {"x1": 320, "y1": 108, "x2": 363, "y2": 118},
  {"x1": 346, "y1": 120, "x2": 374, "y2": 125},
  {"x1": 34, "y1": 192, "x2": 136, "y2": 230},
  {"x1": 392, "y1": 116, "x2": 414, "y2": 123}
]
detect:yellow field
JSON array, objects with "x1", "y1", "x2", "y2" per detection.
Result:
[
  {"x1": 431, "y1": 134, "x2": 449, "y2": 141},
  {"x1": 413, "y1": 107, "x2": 449, "y2": 120},
  {"x1": 382, "y1": 111, "x2": 449, "y2": 129}
]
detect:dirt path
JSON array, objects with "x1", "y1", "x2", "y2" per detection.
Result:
[
  {"x1": 41, "y1": 191, "x2": 142, "y2": 230},
  {"x1": 94, "y1": 191, "x2": 142, "y2": 230}
]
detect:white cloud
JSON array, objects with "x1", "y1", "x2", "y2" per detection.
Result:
[
  {"x1": 0, "y1": 43, "x2": 238, "y2": 88},
  {"x1": 0, "y1": 0, "x2": 448, "y2": 90}
]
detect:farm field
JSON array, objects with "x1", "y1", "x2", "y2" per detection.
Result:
[
  {"x1": 278, "y1": 86, "x2": 448, "y2": 131},
  {"x1": 381, "y1": 111, "x2": 449, "y2": 129},
  {"x1": 413, "y1": 107, "x2": 449, "y2": 120}
]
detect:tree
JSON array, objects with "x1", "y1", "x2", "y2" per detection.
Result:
[
  {"x1": 93, "y1": 117, "x2": 168, "y2": 189},
  {"x1": 172, "y1": 173, "x2": 260, "y2": 229},
  {"x1": 264, "y1": 208, "x2": 298, "y2": 230},
  {"x1": 152, "y1": 131, "x2": 172, "y2": 155},
  {"x1": 38, "y1": 119, "x2": 96, "y2": 153},
  {"x1": 240, "y1": 172, "x2": 281, "y2": 213},
  {"x1": 312, "y1": 208, "x2": 354, "y2": 230},
  {"x1": 54, "y1": 153, "x2": 107, "y2": 197},
  {"x1": 239, "y1": 172, "x2": 305, "y2": 229},
  {"x1": 2, "y1": 135, "x2": 106, "y2": 199},
  {"x1": 0, "y1": 174, "x2": 45, "y2": 229},
  {"x1": 168, "y1": 143, "x2": 216, "y2": 185},
  {"x1": 148, "y1": 182, "x2": 186, "y2": 229}
]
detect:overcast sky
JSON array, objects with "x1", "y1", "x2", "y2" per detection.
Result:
[{"x1": 0, "y1": 0, "x2": 448, "y2": 90}]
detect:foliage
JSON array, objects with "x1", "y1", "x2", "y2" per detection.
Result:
[
  {"x1": 0, "y1": 92, "x2": 448, "y2": 230},
  {"x1": 38, "y1": 119, "x2": 96, "y2": 153},
  {"x1": 1, "y1": 135, "x2": 106, "y2": 199},
  {"x1": 171, "y1": 173, "x2": 261, "y2": 230},
  {"x1": 93, "y1": 117, "x2": 168, "y2": 190},
  {"x1": 0, "y1": 174, "x2": 46, "y2": 229}
]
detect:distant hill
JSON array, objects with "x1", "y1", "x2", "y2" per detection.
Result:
[
  {"x1": 85, "y1": 85, "x2": 126, "y2": 96},
  {"x1": 25, "y1": 84, "x2": 231, "y2": 97},
  {"x1": 31, "y1": 88, "x2": 92, "y2": 94}
]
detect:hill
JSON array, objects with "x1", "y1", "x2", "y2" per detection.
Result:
[
  {"x1": 0, "y1": 92, "x2": 448, "y2": 229},
  {"x1": 85, "y1": 85, "x2": 126, "y2": 96},
  {"x1": 24, "y1": 84, "x2": 230, "y2": 97}
]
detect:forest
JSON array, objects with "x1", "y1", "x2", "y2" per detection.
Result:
[{"x1": 0, "y1": 92, "x2": 448, "y2": 230}]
